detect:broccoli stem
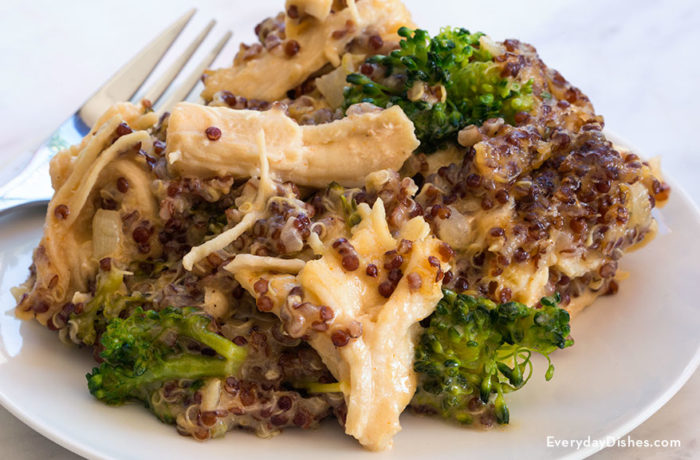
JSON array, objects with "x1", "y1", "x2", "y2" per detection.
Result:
[
  {"x1": 178, "y1": 319, "x2": 246, "y2": 363},
  {"x1": 293, "y1": 382, "x2": 343, "y2": 393},
  {"x1": 88, "y1": 354, "x2": 241, "y2": 405}
]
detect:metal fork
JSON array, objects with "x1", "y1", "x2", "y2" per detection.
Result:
[{"x1": 0, "y1": 9, "x2": 232, "y2": 216}]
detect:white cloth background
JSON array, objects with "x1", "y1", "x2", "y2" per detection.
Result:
[{"x1": 0, "y1": 0, "x2": 697, "y2": 458}]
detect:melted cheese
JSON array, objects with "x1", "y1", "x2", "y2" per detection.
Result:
[{"x1": 225, "y1": 254, "x2": 306, "y2": 274}]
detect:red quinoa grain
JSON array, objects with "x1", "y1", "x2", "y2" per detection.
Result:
[
  {"x1": 365, "y1": 264, "x2": 378, "y2": 277},
  {"x1": 116, "y1": 177, "x2": 129, "y2": 193},
  {"x1": 407, "y1": 272, "x2": 422, "y2": 290},
  {"x1": 205, "y1": 126, "x2": 222, "y2": 141},
  {"x1": 284, "y1": 40, "x2": 301, "y2": 57},
  {"x1": 54, "y1": 204, "x2": 69, "y2": 220},
  {"x1": 331, "y1": 329, "x2": 350, "y2": 347},
  {"x1": 257, "y1": 295, "x2": 274, "y2": 312}
]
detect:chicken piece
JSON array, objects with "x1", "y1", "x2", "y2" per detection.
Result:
[
  {"x1": 224, "y1": 199, "x2": 450, "y2": 450},
  {"x1": 201, "y1": 0, "x2": 414, "y2": 101},
  {"x1": 165, "y1": 102, "x2": 419, "y2": 188}
]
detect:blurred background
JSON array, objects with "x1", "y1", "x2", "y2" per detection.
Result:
[{"x1": 0, "y1": 0, "x2": 697, "y2": 458}]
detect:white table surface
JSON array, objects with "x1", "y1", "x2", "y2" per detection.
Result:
[{"x1": 0, "y1": 1, "x2": 698, "y2": 458}]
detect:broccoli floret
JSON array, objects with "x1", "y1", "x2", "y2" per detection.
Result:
[
  {"x1": 69, "y1": 268, "x2": 146, "y2": 345},
  {"x1": 87, "y1": 307, "x2": 247, "y2": 405},
  {"x1": 413, "y1": 289, "x2": 573, "y2": 425},
  {"x1": 344, "y1": 27, "x2": 534, "y2": 152}
]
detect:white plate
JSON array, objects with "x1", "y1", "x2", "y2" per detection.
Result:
[{"x1": 1, "y1": 150, "x2": 699, "y2": 459}]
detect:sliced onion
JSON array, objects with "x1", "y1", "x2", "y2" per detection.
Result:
[
  {"x1": 437, "y1": 207, "x2": 473, "y2": 250},
  {"x1": 479, "y1": 35, "x2": 505, "y2": 57},
  {"x1": 200, "y1": 378, "x2": 222, "y2": 411},
  {"x1": 315, "y1": 66, "x2": 348, "y2": 109},
  {"x1": 315, "y1": 54, "x2": 365, "y2": 109},
  {"x1": 92, "y1": 209, "x2": 122, "y2": 259},
  {"x1": 280, "y1": 217, "x2": 304, "y2": 253}
]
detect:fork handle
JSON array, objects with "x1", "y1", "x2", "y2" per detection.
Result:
[
  {"x1": 0, "y1": 115, "x2": 88, "y2": 217},
  {"x1": 0, "y1": 143, "x2": 54, "y2": 217}
]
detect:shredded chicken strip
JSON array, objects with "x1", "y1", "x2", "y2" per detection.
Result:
[{"x1": 224, "y1": 199, "x2": 449, "y2": 450}]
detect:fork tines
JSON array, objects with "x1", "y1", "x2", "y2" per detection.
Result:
[{"x1": 78, "y1": 9, "x2": 232, "y2": 126}]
